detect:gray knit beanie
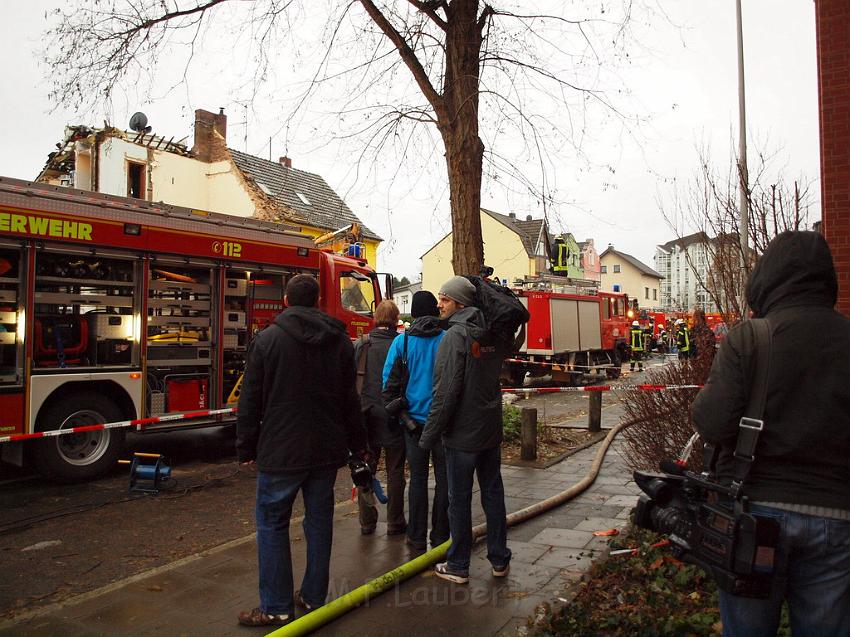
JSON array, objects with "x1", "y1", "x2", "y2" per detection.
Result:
[{"x1": 439, "y1": 276, "x2": 476, "y2": 307}]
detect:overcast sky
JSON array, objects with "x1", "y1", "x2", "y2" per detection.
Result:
[{"x1": 1, "y1": 1, "x2": 820, "y2": 280}]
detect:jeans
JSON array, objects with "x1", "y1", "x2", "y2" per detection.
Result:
[
  {"x1": 256, "y1": 468, "x2": 337, "y2": 614},
  {"x1": 404, "y1": 427, "x2": 449, "y2": 548},
  {"x1": 358, "y1": 443, "x2": 407, "y2": 531},
  {"x1": 719, "y1": 504, "x2": 850, "y2": 637},
  {"x1": 444, "y1": 445, "x2": 511, "y2": 573}
]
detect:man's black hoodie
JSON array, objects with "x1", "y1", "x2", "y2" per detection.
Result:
[
  {"x1": 692, "y1": 231, "x2": 850, "y2": 511},
  {"x1": 236, "y1": 306, "x2": 366, "y2": 472}
]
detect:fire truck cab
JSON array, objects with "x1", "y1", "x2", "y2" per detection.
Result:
[{"x1": 0, "y1": 177, "x2": 385, "y2": 480}]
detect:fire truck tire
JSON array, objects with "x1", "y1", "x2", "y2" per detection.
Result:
[{"x1": 32, "y1": 394, "x2": 126, "y2": 482}]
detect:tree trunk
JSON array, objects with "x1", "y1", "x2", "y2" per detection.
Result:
[{"x1": 439, "y1": 0, "x2": 485, "y2": 276}]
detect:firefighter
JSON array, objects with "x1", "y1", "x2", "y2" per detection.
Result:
[
  {"x1": 676, "y1": 318, "x2": 691, "y2": 360},
  {"x1": 629, "y1": 320, "x2": 644, "y2": 372},
  {"x1": 550, "y1": 235, "x2": 569, "y2": 275}
]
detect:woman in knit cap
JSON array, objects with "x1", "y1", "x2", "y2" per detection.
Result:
[{"x1": 382, "y1": 291, "x2": 448, "y2": 551}]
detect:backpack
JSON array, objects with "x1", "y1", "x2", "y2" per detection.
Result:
[{"x1": 464, "y1": 275, "x2": 530, "y2": 350}]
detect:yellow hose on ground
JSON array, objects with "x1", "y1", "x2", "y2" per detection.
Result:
[{"x1": 267, "y1": 418, "x2": 639, "y2": 636}]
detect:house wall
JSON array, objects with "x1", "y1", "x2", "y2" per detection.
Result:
[
  {"x1": 816, "y1": 0, "x2": 850, "y2": 316},
  {"x1": 600, "y1": 253, "x2": 660, "y2": 306},
  {"x1": 422, "y1": 213, "x2": 534, "y2": 293},
  {"x1": 560, "y1": 234, "x2": 585, "y2": 279},
  {"x1": 580, "y1": 239, "x2": 601, "y2": 282},
  {"x1": 654, "y1": 242, "x2": 715, "y2": 312}
]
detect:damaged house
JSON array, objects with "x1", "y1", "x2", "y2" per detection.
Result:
[{"x1": 36, "y1": 108, "x2": 381, "y2": 264}]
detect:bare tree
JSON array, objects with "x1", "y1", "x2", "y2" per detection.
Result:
[
  {"x1": 42, "y1": 0, "x2": 656, "y2": 275},
  {"x1": 660, "y1": 144, "x2": 813, "y2": 324}
]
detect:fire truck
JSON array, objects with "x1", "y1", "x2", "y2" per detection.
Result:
[
  {"x1": 0, "y1": 177, "x2": 387, "y2": 480},
  {"x1": 504, "y1": 277, "x2": 631, "y2": 385}
]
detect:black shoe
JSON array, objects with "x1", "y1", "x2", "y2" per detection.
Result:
[
  {"x1": 361, "y1": 526, "x2": 376, "y2": 535},
  {"x1": 435, "y1": 562, "x2": 469, "y2": 584},
  {"x1": 387, "y1": 524, "x2": 407, "y2": 536}
]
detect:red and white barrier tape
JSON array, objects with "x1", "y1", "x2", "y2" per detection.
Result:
[
  {"x1": 0, "y1": 407, "x2": 237, "y2": 444},
  {"x1": 502, "y1": 384, "x2": 702, "y2": 394}
]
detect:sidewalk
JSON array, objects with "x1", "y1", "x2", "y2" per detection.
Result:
[{"x1": 0, "y1": 404, "x2": 640, "y2": 637}]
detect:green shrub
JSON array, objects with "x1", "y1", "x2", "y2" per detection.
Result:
[{"x1": 503, "y1": 403, "x2": 522, "y2": 442}]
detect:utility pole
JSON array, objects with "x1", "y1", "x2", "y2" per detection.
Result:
[{"x1": 735, "y1": 0, "x2": 749, "y2": 263}]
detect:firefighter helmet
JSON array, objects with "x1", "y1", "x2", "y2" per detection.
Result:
[
  {"x1": 675, "y1": 318, "x2": 684, "y2": 326},
  {"x1": 631, "y1": 320, "x2": 640, "y2": 327}
]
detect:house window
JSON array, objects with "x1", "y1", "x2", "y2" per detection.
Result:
[
  {"x1": 645, "y1": 287, "x2": 649, "y2": 299},
  {"x1": 601, "y1": 265, "x2": 607, "y2": 274},
  {"x1": 653, "y1": 289, "x2": 657, "y2": 301},
  {"x1": 127, "y1": 162, "x2": 146, "y2": 199},
  {"x1": 295, "y1": 191, "x2": 311, "y2": 205},
  {"x1": 613, "y1": 265, "x2": 621, "y2": 273}
]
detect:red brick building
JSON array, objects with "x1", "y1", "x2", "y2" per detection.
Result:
[{"x1": 815, "y1": 0, "x2": 850, "y2": 316}]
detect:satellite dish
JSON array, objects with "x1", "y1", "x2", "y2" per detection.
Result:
[{"x1": 129, "y1": 112, "x2": 152, "y2": 133}]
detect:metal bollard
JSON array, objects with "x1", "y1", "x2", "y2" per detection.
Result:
[
  {"x1": 588, "y1": 390, "x2": 602, "y2": 433},
  {"x1": 521, "y1": 407, "x2": 538, "y2": 460}
]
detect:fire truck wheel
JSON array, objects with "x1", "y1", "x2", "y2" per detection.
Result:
[{"x1": 32, "y1": 394, "x2": 126, "y2": 482}]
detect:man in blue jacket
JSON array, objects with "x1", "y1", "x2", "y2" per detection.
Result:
[
  {"x1": 420, "y1": 276, "x2": 511, "y2": 584},
  {"x1": 235, "y1": 274, "x2": 367, "y2": 627},
  {"x1": 383, "y1": 290, "x2": 447, "y2": 551}
]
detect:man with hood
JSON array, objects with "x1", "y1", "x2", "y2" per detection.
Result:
[
  {"x1": 420, "y1": 276, "x2": 511, "y2": 584},
  {"x1": 382, "y1": 290, "x2": 448, "y2": 551},
  {"x1": 691, "y1": 231, "x2": 850, "y2": 636},
  {"x1": 235, "y1": 274, "x2": 367, "y2": 627}
]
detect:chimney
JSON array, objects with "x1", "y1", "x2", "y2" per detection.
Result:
[
  {"x1": 508, "y1": 212, "x2": 516, "y2": 219},
  {"x1": 526, "y1": 215, "x2": 532, "y2": 221},
  {"x1": 279, "y1": 156, "x2": 292, "y2": 168},
  {"x1": 192, "y1": 108, "x2": 228, "y2": 163}
]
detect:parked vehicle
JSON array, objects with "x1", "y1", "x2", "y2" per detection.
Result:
[
  {"x1": 503, "y1": 277, "x2": 631, "y2": 385},
  {"x1": 0, "y1": 177, "x2": 387, "y2": 480}
]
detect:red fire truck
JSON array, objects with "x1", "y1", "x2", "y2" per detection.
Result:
[
  {"x1": 0, "y1": 177, "x2": 387, "y2": 480},
  {"x1": 505, "y1": 279, "x2": 631, "y2": 385}
]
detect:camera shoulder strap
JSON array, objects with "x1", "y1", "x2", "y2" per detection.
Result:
[{"x1": 731, "y1": 317, "x2": 772, "y2": 500}]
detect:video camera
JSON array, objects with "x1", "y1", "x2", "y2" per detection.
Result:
[
  {"x1": 384, "y1": 396, "x2": 419, "y2": 433},
  {"x1": 633, "y1": 460, "x2": 780, "y2": 598}
]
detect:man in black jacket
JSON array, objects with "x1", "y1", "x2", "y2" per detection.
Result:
[
  {"x1": 421, "y1": 276, "x2": 511, "y2": 585},
  {"x1": 691, "y1": 231, "x2": 850, "y2": 636},
  {"x1": 235, "y1": 274, "x2": 367, "y2": 627}
]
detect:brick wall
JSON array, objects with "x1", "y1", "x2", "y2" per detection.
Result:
[
  {"x1": 816, "y1": 0, "x2": 850, "y2": 316},
  {"x1": 192, "y1": 108, "x2": 229, "y2": 163}
]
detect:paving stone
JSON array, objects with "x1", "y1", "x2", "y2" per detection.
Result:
[
  {"x1": 527, "y1": 528, "x2": 591, "y2": 550},
  {"x1": 604, "y1": 494, "x2": 640, "y2": 507},
  {"x1": 573, "y1": 517, "x2": 624, "y2": 533}
]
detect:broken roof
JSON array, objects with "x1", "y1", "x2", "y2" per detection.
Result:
[
  {"x1": 229, "y1": 150, "x2": 380, "y2": 241},
  {"x1": 657, "y1": 231, "x2": 712, "y2": 252}
]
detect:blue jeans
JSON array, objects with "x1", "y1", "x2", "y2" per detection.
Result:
[
  {"x1": 444, "y1": 446, "x2": 511, "y2": 573},
  {"x1": 719, "y1": 504, "x2": 850, "y2": 637},
  {"x1": 405, "y1": 427, "x2": 449, "y2": 548},
  {"x1": 256, "y1": 468, "x2": 337, "y2": 614}
]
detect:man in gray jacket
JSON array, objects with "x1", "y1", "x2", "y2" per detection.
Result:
[{"x1": 420, "y1": 276, "x2": 511, "y2": 584}]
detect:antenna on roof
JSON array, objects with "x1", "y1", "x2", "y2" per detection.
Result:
[{"x1": 129, "y1": 112, "x2": 152, "y2": 134}]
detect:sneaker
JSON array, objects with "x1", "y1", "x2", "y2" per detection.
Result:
[
  {"x1": 492, "y1": 563, "x2": 510, "y2": 578},
  {"x1": 237, "y1": 607, "x2": 293, "y2": 627},
  {"x1": 434, "y1": 562, "x2": 469, "y2": 584},
  {"x1": 294, "y1": 590, "x2": 319, "y2": 612}
]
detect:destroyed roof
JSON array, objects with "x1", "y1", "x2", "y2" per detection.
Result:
[
  {"x1": 229, "y1": 150, "x2": 380, "y2": 241},
  {"x1": 600, "y1": 246, "x2": 663, "y2": 279},
  {"x1": 38, "y1": 126, "x2": 192, "y2": 181},
  {"x1": 482, "y1": 208, "x2": 547, "y2": 257}
]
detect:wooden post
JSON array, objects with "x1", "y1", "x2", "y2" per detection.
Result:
[
  {"x1": 588, "y1": 391, "x2": 602, "y2": 433},
  {"x1": 521, "y1": 407, "x2": 538, "y2": 461}
]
